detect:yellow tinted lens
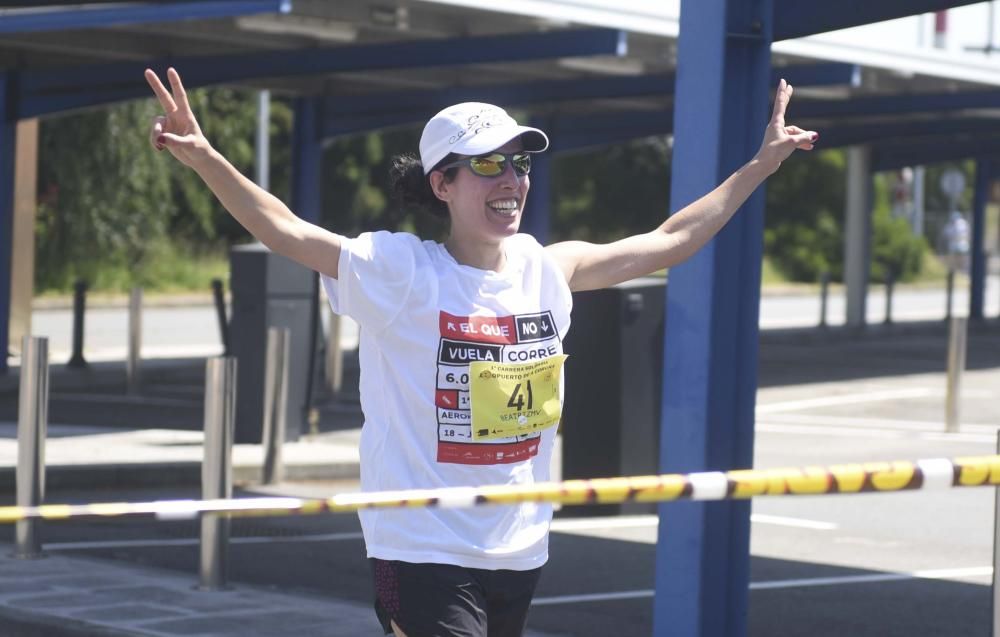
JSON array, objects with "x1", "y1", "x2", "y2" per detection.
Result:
[{"x1": 469, "y1": 155, "x2": 505, "y2": 177}]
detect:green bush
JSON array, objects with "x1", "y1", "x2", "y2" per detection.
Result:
[
  {"x1": 764, "y1": 150, "x2": 930, "y2": 283},
  {"x1": 35, "y1": 88, "x2": 291, "y2": 294},
  {"x1": 764, "y1": 149, "x2": 845, "y2": 282},
  {"x1": 870, "y1": 175, "x2": 928, "y2": 282}
]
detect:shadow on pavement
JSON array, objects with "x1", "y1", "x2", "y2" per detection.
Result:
[{"x1": 758, "y1": 321, "x2": 1000, "y2": 387}]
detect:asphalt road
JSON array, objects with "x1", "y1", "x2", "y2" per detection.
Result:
[
  {"x1": 23, "y1": 275, "x2": 1000, "y2": 364},
  {"x1": 2, "y1": 326, "x2": 998, "y2": 636}
]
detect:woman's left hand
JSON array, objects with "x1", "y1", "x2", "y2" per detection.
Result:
[{"x1": 755, "y1": 79, "x2": 818, "y2": 174}]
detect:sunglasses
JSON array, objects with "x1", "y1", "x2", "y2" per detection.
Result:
[{"x1": 437, "y1": 152, "x2": 532, "y2": 178}]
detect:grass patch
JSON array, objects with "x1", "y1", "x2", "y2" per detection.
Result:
[{"x1": 36, "y1": 242, "x2": 230, "y2": 296}]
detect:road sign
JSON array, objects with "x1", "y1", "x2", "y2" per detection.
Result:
[{"x1": 940, "y1": 168, "x2": 966, "y2": 202}]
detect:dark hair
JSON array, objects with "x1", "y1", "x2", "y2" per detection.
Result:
[{"x1": 389, "y1": 153, "x2": 458, "y2": 219}]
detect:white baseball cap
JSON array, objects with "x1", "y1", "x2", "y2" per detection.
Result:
[{"x1": 419, "y1": 102, "x2": 549, "y2": 174}]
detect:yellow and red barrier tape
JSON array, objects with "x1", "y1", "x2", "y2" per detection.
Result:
[{"x1": 1, "y1": 455, "x2": 998, "y2": 524}]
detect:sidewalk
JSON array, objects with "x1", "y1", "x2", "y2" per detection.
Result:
[
  {"x1": 0, "y1": 551, "x2": 382, "y2": 637},
  {"x1": 0, "y1": 423, "x2": 362, "y2": 491},
  {"x1": 0, "y1": 423, "x2": 389, "y2": 636}
]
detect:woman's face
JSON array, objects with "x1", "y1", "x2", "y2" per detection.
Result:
[{"x1": 432, "y1": 139, "x2": 530, "y2": 247}]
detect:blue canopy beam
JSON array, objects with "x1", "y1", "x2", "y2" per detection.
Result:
[
  {"x1": 654, "y1": 1, "x2": 772, "y2": 635},
  {"x1": 970, "y1": 158, "x2": 993, "y2": 320},
  {"x1": 776, "y1": 62, "x2": 861, "y2": 88},
  {"x1": 320, "y1": 62, "x2": 855, "y2": 140},
  {"x1": 820, "y1": 117, "x2": 1000, "y2": 149},
  {"x1": 549, "y1": 111, "x2": 672, "y2": 153},
  {"x1": 18, "y1": 28, "x2": 627, "y2": 118},
  {"x1": 791, "y1": 89, "x2": 1000, "y2": 120},
  {"x1": 522, "y1": 116, "x2": 553, "y2": 243},
  {"x1": 291, "y1": 97, "x2": 321, "y2": 224},
  {"x1": 773, "y1": 0, "x2": 982, "y2": 41},
  {"x1": 872, "y1": 136, "x2": 1000, "y2": 171},
  {"x1": 322, "y1": 63, "x2": 856, "y2": 120},
  {"x1": 323, "y1": 74, "x2": 674, "y2": 122},
  {"x1": 0, "y1": 0, "x2": 290, "y2": 34}
]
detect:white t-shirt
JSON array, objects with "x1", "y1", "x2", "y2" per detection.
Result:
[{"x1": 322, "y1": 231, "x2": 573, "y2": 571}]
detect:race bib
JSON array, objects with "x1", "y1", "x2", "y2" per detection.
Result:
[{"x1": 469, "y1": 355, "x2": 568, "y2": 441}]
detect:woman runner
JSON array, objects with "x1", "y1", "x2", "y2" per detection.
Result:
[{"x1": 145, "y1": 67, "x2": 816, "y2": 637}]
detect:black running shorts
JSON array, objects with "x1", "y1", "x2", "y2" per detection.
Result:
[{"x1": 370, "y1": 558, "x2": 543, "y2": 637}]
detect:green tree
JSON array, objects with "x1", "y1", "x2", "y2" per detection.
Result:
[
  {"x1": 36, "y1": 99, "x2": 173, "y2": 291},
  {"x1": 35, "y1": 88, "x2": 293, "y2": 292},
  {"x1": 764, "y1": 149, "x2": 846, "y2": 282},
  {"x1": 551, "y1": 137, "x2": 672, "y2": 242},
  {"x1": 319, "y1": 125, "x2": 449, "y2": 240}
]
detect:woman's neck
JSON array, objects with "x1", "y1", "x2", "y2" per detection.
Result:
[{"x1": 444, "y1": 235, "x2": 506, "y2": 272}]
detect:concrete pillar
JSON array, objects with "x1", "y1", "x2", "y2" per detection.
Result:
[
  {"x1": 9, "y1": 119, "x2": 38, "y2": 357},
  {"x1": 844, "y1": 145, "x2": 872, "y2": 328},
  {"x1": 0, "y1": 73, "x2": 16, "y2": 372}
]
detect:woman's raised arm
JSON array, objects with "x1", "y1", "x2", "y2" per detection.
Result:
[
  {"x1": 545, "y1": 79, "x2": 816, "y2": 292},
  {"x1": 146, "y1": 67, "x2": 343, "y2": 279}
]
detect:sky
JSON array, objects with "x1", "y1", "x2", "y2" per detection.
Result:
[{"x1": 823, "y1": 3, "x2": 1000, "y2": 54}]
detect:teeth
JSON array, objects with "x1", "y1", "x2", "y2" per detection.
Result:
[{"x1": 488, "y1": 200, "x2": 519, "y2": 212}]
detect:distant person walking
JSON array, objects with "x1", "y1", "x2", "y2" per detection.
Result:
[{"x1": 145, "y1": 67, "x2": 816, "y2": 637}]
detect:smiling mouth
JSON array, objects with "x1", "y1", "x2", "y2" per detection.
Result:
[{"x1": 488, "y1": 199, "x2": 520, "y2": 217}]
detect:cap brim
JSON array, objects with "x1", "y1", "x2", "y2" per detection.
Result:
[{"x1": 452, "y1": 125, "x2": 550, "y2": 157}]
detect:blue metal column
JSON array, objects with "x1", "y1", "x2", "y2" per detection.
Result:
[
  {"x1": 291, "y1": 97, "x2": 321, "y2": 224},
  {"x1": 970, "y1": 158, "x2": 992, "y2": 320},
  {"x1": 654, "y1": 2, "x2": 772, "y2": 636},
  {"x1": 0, "y1": 73, "x2": 15, "y2": 371},
  {"x1": 523, "y1": 117, "x2": 552, "y2": 243}
]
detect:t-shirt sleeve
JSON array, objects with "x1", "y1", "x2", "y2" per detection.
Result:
[{"x1": 320, "y1": 231, "x2": 418, "y2": 333}]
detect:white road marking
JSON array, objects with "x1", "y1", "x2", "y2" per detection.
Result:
[
  {"x1": 43, "y1": 531, "x2": 364, "y2": 551},
  {"x1": 750, "y1": 514, "x2": 838, "y2": 530},
  {"x1": 749, "y1": 566, "x2": 993, "y2": 590},
  {"x1": 550, "y1": 514, "x2": 835, "y2": 533},
  {"x1": 761, "y1": 412, "x2": 998, "y2": 433},
  {"x1": 756, "y1": 388, "x2": 935, "y2": 414},
  {"x1": 531, "y1": 567, "x2": 993, "y2": 606},
  {"x1": 550, "y1": 516, "x2": 658, "y2": 532},
  {"x1": 533, "y1": 590, "x2": 653, "y2": 606},
  {"x1": 757, "y1": 422, "x2": 997, "y2": 443}
]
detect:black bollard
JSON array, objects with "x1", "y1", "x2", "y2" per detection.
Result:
[
  {"x1": 67, "y1": 280, "x2": 88, "y2": 369},
  {"x1": 884, "y1": 270, "x2": 895, "y2": 325},
  {"x1": 212, "y1": 278, "x2": 230, "y2": 356},
  {"x1": 819, "y1": 271, "x2": 831, "y2": 328}
]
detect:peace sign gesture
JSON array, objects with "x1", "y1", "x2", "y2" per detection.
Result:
[
  {"x1": 755, "y1": 79, "x2": 818, "y2": 173},
  {"x1": 145, "y1": 67, "x2": 210, "y2": 168}
]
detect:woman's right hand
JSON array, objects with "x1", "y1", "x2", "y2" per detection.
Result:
[{"x1": 144, "y1": 67, "x2": 212, "y2": 168}]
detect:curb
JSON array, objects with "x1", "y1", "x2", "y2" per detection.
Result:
[{"x1": 32, "y1": 295, "x2": 220, "y2": 312}]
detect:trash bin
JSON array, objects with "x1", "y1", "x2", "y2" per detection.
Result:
[
  {"x1": 229, "y1": 244, "x2": 316, "y2": 443},
  {"x1": 561, "y1": 277, "x2": 665, "y2": 515}
]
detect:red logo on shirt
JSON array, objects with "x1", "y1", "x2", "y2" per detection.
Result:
[{"x1": 439, "y1": 312, "x2": 517, "y2": 345}]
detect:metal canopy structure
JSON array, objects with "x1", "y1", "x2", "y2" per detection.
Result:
[{"x1": 2, "y1": 2, "x2": 1000, "y2": 636}]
